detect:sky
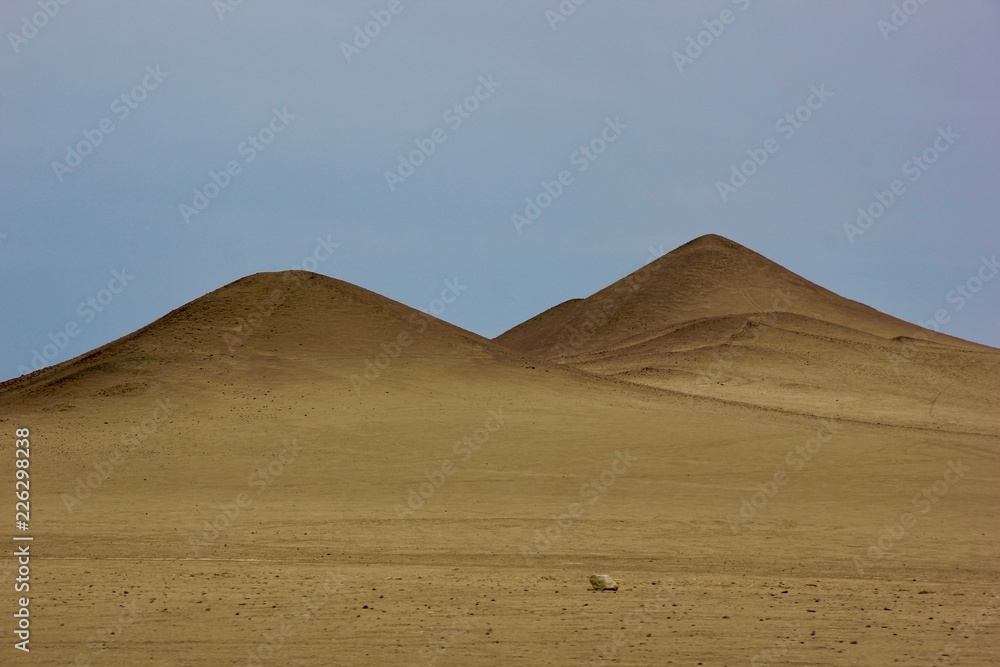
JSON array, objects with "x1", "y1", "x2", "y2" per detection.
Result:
[{"x1": 1, "y1": 0, "x2": 998, "y2": 381}]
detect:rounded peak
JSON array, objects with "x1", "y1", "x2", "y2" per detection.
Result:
[
  {"x1": 215, "y1": 271, "x2": 374, "y2": 302},
  {"x1": 227, "y1": 270, "x2": 329, "y2": 287}
]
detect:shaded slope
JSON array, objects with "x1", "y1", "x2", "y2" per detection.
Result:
[
  {"x1": 0, "y1": 271, "x2": 503, "y2": 405},
  {"x1": 495, "y1": 234, "x2": 1000, "y2": 433},
  {"x1": 497, "y1": 234, "x2": 986, "y2": 358},
  {"x1": 2, "y1": 263, "x2": 998, "y2": 665},
  {"x1": 575, "y1": 311, "x2": 1000, "y2": 433}
]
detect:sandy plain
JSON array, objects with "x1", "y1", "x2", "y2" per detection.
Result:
[{"x1": 1, "y1": 235, "x2": 997, "y2": 665}]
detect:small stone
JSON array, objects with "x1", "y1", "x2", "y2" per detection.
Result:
[{"x1": 589, "y1": 574, "x2": 619, "y2": 591}]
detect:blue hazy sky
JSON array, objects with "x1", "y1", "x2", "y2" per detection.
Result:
[{"x1": 2, "y1": 0, "x2": 998, "y2": 381}]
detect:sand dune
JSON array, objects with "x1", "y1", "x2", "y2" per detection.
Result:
[
  {"x1": 497, "y1": 234, "x2": 1000, "y2": 434},
  {"x1": 2, "y1": 238, "x2": 997, "y2": 665},
  {"x1": 499, "y1": 234, "x2": 990, "y2": 354}
]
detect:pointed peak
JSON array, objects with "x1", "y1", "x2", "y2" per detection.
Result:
[
  {"x1": 676, "y1": 234, "x2": 751, "y2": 252},
  {"x1": 643, "y1": 233, "x2": 777, "y2": 278},
  {"x1": 686, "y1": 233, "x2": 736, "y2": 244}
]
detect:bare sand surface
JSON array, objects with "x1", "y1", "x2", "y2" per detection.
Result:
[{"x1": 2, "y1": 237, "x2": 997, "y2": 665}]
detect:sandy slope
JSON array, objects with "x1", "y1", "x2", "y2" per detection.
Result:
[
  {"x1": 497, "y1": 235, "x2": 991, "y2": 355},
  {"x1": 1, "y1": 256, "x2": 998, "y2": 665},
  {"x1": 496, "y1": 234, "x2": 1000, "y2": 434}
]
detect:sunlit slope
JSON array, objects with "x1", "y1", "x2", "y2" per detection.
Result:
[{"x1": 496, "y1": 234, "x2": 1000, "y2": 433}]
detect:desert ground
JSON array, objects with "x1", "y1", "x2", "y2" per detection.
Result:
[{"x1": 2, "y1": 235, "x2": 997, "y2": 665}]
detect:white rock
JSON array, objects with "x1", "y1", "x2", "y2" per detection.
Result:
[{"x1": 589, "y1": 574, "x2": 619, "y2": 591}]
